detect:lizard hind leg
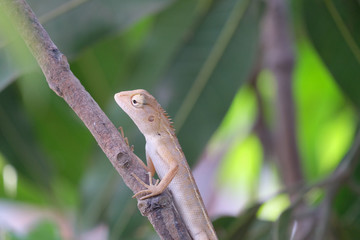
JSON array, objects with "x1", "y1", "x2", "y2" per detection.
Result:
[{"x1": 132, "y1": 164, "x2": 179, "y2": 200}]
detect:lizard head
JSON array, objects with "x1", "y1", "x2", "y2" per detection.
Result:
[{"x1": 114, "y1": 89, "x2": 170, "y2": 136}]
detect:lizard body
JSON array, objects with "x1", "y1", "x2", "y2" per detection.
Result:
[{"x1": 114, "y1": 89, "x2": 218, "y2": 240}]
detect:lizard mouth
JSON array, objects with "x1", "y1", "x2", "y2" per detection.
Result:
[{"x1": 114, "y1": 92, "x2": 128, "y2": 108}]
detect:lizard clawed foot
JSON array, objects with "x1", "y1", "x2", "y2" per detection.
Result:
[
  {"x1": 132, "y1": 172, "x2": 162, "y2": 200},
  {"x1": 119, "y1": 126, "x2": 134, "y2": 152}
]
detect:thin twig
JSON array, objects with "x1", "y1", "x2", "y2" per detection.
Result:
[{"x1": 1, "y1": 0, "x2": 191, "y2": 239}]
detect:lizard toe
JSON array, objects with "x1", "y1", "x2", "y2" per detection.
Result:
[
  {"x1": 132, "y1": 189, "x2": 152, "y2": 199},
  {"x1": 132, "y1": 173, "x2": 149, "y2": 188}
]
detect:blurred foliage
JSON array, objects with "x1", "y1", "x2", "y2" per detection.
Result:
[
  {"x1": 7, "y1": 221, "x2": 62, "y2": 240},
  {"x1": 0, "y1": 0, "x2": 360, "y2": 239},
  {"x1": 303, "y1": 0, "x2": 360, "y2": 109}
]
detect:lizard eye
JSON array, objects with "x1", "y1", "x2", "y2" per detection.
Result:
[{"x1": 131, "y1": 94, "x2": 145, "y2": 107}]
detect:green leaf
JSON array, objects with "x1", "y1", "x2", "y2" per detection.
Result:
[
  {"x1": 213, "y1": 203, "x2": 262, "y2": 240},
  {"x1": 0, "y1": 221, "x2": 61, "y2": 240},
  {"x1": 29, "y1": 0, "x2": 176, "y2": 57},
  {"x1": 273, "y1": 207, "x2": 293, "y2": 240},
  {"x1": 0, "y1": 48, "x2": 35, "y2": 91},
  {"x1": 127, "y1": 0, "x2": 205, "y2": 89},
  {"x1": 0, "y1": 84, "x2": 52, "y2": 188},
  {"x1": 333, "y1": 216, "x2": 360, "y2": 240},
  {"x1": 71, "y1": 16, "x2": 153, "y2": 105},
  {"x1": 25, "y1": 221, "x2": 61, "y2": 240},
  {"x1": 294, "y1": 40, "x2": 357, "y2": 180},
  {"x1": 247, "y1": 220, "x2": 273, "y2": 240},
  {"x1": 78, "y1": 154, "x2": 151, "y2": 239},
  {"x1": 16, "y1": 70, "x2": 93, "y2": 185},
  {"x1": 0, "y1": 6, "x2": 38, "y2": 92},
  {"x1": 302, "y1": 0, "x2": 360, "y2": 109},
  {"x1": 0, "y1": 0, "x2": 176, "y2": 92},
  {"x1": 155, "y1": 0, "x2": 261, "y2": 164}
]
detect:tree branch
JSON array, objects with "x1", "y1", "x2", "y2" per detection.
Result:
[
  {"x1": 262, "y1": 0, "x2": 303, "y2": 201},
  {"x1": 261, "y1": 0, "x2": 311, "y2": 238},
  {"x1": 2, "y1": 0, "x2": 191, "y2": 239}
]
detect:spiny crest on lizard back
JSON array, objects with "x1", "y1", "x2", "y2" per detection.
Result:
[{"x1": 158, "y1": 104, "x2": 176, "y2": 135}]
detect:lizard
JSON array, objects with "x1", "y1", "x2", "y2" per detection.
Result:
[{"x1": 114, "y1": 89, "x2": 218, "y2": 240}]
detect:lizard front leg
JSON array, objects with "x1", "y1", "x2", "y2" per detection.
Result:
[
  {"x1": 132, "y1": 151, "x2": 179, "y2": 200},
  {"x1": 133, "y1": 152, "x2": 156, "y2": 177},
  {"x1": 132, "y1": 163, "x2": 179, "y2": 200},
  {"x1": 145, "y1": 152, "x2": 156, "y2": 177}
]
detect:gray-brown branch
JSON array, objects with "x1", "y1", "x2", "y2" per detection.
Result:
[
  {"x1": 2, "y1": 0, "x2": 191, "y2": 239},
  {"x1": 261, "y1": 0, "x2": 311, "y2": 239},
  {"x1": 262, "y1": 0, "x2": 303, "y2": 202}
]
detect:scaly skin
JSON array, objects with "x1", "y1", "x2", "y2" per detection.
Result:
[{"x1": 114, "y1": 89, "x2": 218, "y2": 240}]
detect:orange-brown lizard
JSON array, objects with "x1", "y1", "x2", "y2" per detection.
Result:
[{"x1": 114, "y1": 89, "x2": 218, "y2": 240}]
